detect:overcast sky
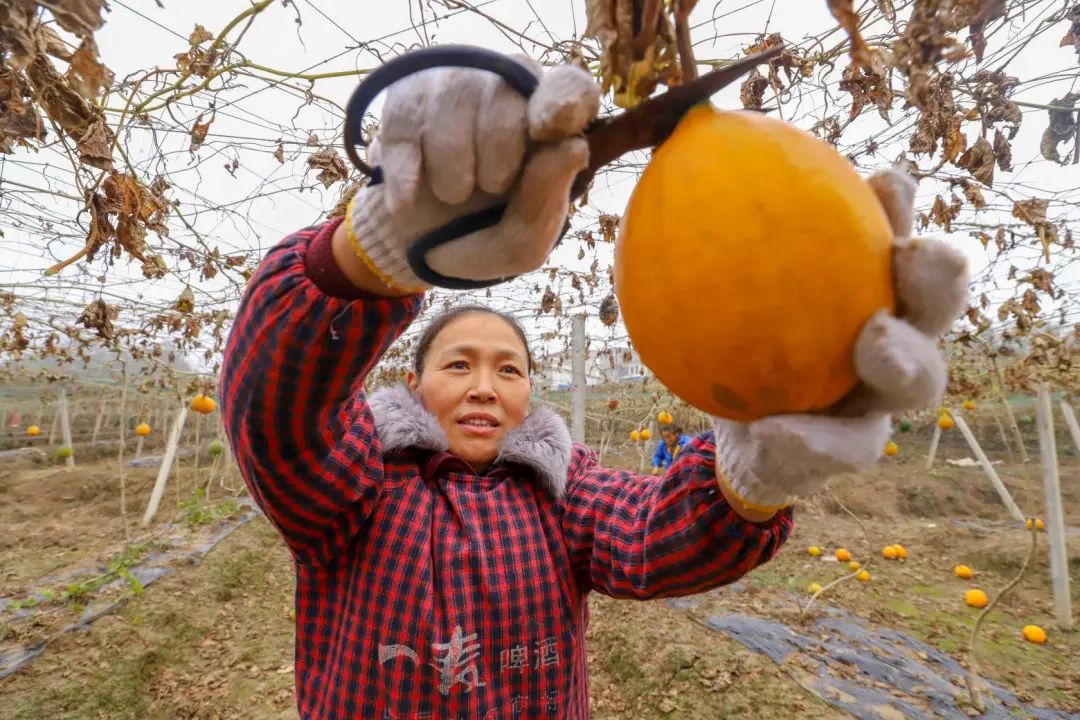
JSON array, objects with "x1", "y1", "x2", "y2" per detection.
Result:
[{"x1": 1, "y1": 1, "x2": 1076, "y2": 374}]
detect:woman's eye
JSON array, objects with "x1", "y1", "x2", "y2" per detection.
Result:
[
  {"x1": 500, "y1": 365, "x2": 522, "y2": 376},
  {"x1": 447, "y1": 360, "x2": 468, "y2": 370}
]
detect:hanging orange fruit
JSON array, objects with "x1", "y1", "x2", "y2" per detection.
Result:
[
  {"x1": 135, "y1": 422, "x2": 151, "y2": 437},
  {"x1": 938, "y1": 414, "x2": 955, "y2": 430},
  {"x1": 963, "y1": 399, "x2": 976, "y2": 411},
  {"x1": 191, "y1": 394, "x2": 216, "y2": 414},
  {"x1": 884, "y1": 441, "x2": 899, "y2": 456},
  {"x1": 614, "y1": 106, "x2": 895, "y2": 421},
  {"x1": 27, "y1": 425, "x2": 41, "y2": 437},
  {"x1": 657, "y1": 411, "x2": 673, "y2": 425}
]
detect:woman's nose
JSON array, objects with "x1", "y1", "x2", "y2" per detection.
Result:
[{"x1": 467, "y1": 371, "x2": 496, "y2": 401}]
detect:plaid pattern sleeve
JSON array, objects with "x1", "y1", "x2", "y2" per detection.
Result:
[
  {"x1": 560, "y1": 432, "x2": 793, "y2": 599},
  {"x1": 220, "y1": 217, "x2": 423, "y2": 566}
]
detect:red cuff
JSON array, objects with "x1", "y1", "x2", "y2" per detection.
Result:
[{"x1": 303, "y1": 216, "x2": 383, "y2": 301}]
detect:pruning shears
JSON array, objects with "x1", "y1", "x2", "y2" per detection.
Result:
[{"x1": 343, "y1": 42, "x2": 786, "y2": 290}]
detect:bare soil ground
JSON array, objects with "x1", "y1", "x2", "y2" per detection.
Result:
[{"x1": 1, "y1": 423, "x2": 1078, "y2": 719}]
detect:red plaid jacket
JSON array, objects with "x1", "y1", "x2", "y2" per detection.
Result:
[{"x1": 221, "y1": 217, "x2": 794, "y2": 720}]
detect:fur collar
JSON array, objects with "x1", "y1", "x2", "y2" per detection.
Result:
[{"x1": 367, "y1": 385, "x2": 572, "y2": 500}]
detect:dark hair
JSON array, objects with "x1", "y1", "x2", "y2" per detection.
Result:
[
  {"x1": 413, "y1": 305, "x2": 533, "y2": 376},
  {"x1": 664, "y1": 425, "x2": 684, "y2": 435}
]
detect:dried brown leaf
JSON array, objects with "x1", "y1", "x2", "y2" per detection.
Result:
[
  {"x1": 77, "y1": 299, "x2": 113, "y2": 341},
  {"x1": 84, "y1": 192, "x2": 114, "y2": 263},
  {"x1": 839, "y1": 62, "x2": 893, "y2": 121},
  {"x1": 25, "y1": 54, "x2": 97, "y2": 138},
  {"x1": 189, "y1": 114, "x2": 211, "y2": 152},
  {"x1": 141, "y1": 254, "x2": 166, "y2": 279},
  {"x1": 189, "y1": 23, "x2": 214, "y2": 46},
  {"x1": 599, "y1": 293, "x2": 619, "y2": 326},
  {"x1": 175, "y1": 286, "x2": 195, "y2": 314},
  {"x1": 993, "y1": 128, "x2": 1013, "y2": 172},
  {"x1": 76, "y1": 117, "x2": 112, "y2": 169},
  {"x1": 956, "y1": 135, "x2": 995, "y2": 186},
  {"x1": 273, "y1": 142, "x2": 285, "y2": 164},
  {"x1": 35, "y1": 24, "x2": 72, "y2": 60},
  {"x1": 307, "y1": 146, "x2": 348, "y2": 188},
  {"x1": 1038, "y1": 92, "x2": 1079, "y2": 164},
  {"x1": 0, "y1": 1, "x2": 39, "y2": 66},
  {"x1": 1059, "y1": 4, "x2": 1079, "y2": 60},
  {"x1": 1025, "y1": 267, "x2": 1055, "y2": 294},
  {"x1": 326, "y1": 180, "x2": 363, "y2": 219},
  {"x1": 963, "y1": 0, "x2": 1005, "y2": 63},
  {"x1": 962, "y1": 182, "x2": 986, "y2": 209},
  {"x1": 48, "y1": 0, "x2": 107, "y2": 38},
  {"x1": 943, "y1": 114, "x2": 967, "y2": 162},
  {"x1": 1012, "y1": 198, "x2": 1048, "y2": 227},
  {"x1": 66, "y1": 36, "x2": 112, "y2": 99},
  {"x1": 740, "y1": 67, "x2": 768, "y2": 110},
  {"x1": 827, "y1": 0, "x2": 885, "y2": 75},
  {"x1": 0, "y1": 69, "x2": 46, "y2": 144}
]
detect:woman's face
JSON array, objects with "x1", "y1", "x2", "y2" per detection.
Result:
[{"x1": 408, "y1": 312, "x2": 531, "y2": 470}]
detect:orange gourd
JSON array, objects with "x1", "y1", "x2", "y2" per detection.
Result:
[
  {"x1": 1022, "y1": 625, "x2": 1047, "y2": 644},
  {"x1": 615, "y1": 106, "x2": 895, "y2": 421},
  {"x1": 191, "y1": 394, "x2": 216, "y2": 414}
]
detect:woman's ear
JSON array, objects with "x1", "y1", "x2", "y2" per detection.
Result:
[{"x1": 406, "y1": 370, "x2": 419, "y2": 394}]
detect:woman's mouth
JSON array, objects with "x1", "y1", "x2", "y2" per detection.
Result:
[{"x1": 458, "y1": 414, "x2": 500, "y2": 437}]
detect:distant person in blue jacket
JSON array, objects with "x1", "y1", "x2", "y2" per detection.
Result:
[{"x1": 652, "y1": 425, "x2": 692, "y2": 474}]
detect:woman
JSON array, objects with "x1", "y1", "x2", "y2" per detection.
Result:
[
  {"x1": 652, "y1": 425, "x2": 692, "y2": 475},
  {"x1": 221, "y1": 59, "x2": 966, "y2": 720}
]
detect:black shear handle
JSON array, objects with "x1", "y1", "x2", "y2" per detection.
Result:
[{"x1": 344, "y1": 45, "x2": 541, "y2": 290}]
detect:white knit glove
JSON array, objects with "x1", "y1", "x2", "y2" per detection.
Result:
[
  {"x1": 712, "y1": 168, "x2": 970, "y2": 512},
  {"x1": 345, "y1": 58, "x2": 600, "y2": 293}
]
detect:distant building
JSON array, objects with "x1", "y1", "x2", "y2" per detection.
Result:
[{"x1": 533, "y1": 345, "x2": 646, "y2": 390}]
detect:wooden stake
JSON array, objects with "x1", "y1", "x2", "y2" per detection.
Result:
[
  {"x1": 1035, "y1": 383, "x2": 1072, "y2": 630},
  {"x1": 989, "y1": 356, "x2": 1028, "y2": 462},
  {"x1": 926, "y1": 424, "x2": 941, "y2": 470},
  {"x1": 954, "y1": 413, "x2": 1024, "y2": 523},
  {"x1": 1060, "y1": 400, "x2": 1080, "y2": 456},
  {"x1": 142, "y1": 405, "x2": 189, "y2": 527},
  {"x1": 58, "y1": 388, "x2": 74, "y2": 471},
  {"x1": 990, "y1": 405, "x2": 1014, "y2": 461},
  {"x1": 48, "y1": 409, "x2": 59, "y2": 445},
  {"x1": 116, "y1": 378, "x2": 130, "y2": 541},
  {"x1": 571, "y1": 314, "x2": 586, "y2": 444},
  {"x1": 90, "y1": 396, "x2": 106, "y2": 444},
  {"x1": 193, "y1": 411, "x2": 203, "y2": 496}
]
